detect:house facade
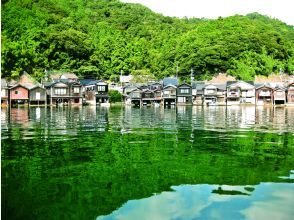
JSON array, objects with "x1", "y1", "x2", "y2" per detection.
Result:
[
  {"x1": 176, "y1": 83, "x2": 192, "y2": 105},
  {"x1": 192, "y1": 82, "x2": 205, "y2": 105},
  {"x1": 80, "y1": 79, "x2": 98, "y2": 105},
  {"x1": 273, "y1": 87, "x2": 286, "y2": 105},
  {"x1": 203, "y1": 84, "x2": 218, "y2": 105},
  {"x1": 287, "y1": 82, "x2": 294, "y2": 104},
  {"x1": 47, "y1": 80, "x2": 83, "y2": 105},
  {"x1": 227, "y1": 81, "x2": 255, "y2": 105},
  {"x1": 29, "y1": 86, "x2": 47, "y2": 105},
  {"x1": 9, "y1": 84, "x2": 30, "y2": 105},
  {"x1": 163, "y1": 85, "x2": 177, "y2": 106},
  {"x1": 96, "y1": 81, "x2": 109, "y2": 104},
  {"x1": 255, "y1": 84, "x2": 274, "y2": 105},
  {"x1": 1, "y1": 79, "x2": 9, "y2": 105},
  {"x1": 128, "y1": 88, "x2": 142, "y2": 106}
]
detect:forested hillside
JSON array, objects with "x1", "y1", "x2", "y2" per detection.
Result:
[{"x1": 2, "y1": 0, "x2": 294, "y2": 81}]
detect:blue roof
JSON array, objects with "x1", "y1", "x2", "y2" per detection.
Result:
[{"x1": 163, "y1": 77, "x2": 179, "y2": 87}]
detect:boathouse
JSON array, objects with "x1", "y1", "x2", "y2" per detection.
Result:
[
  {"x1": 9, "y1": 84, "x2": 30, "y2": 105},
  {"x1": 176, "y1": 83, "x2": 192, "y2": 105},
  {"x1": 255, "y1": 84, "x2": 274, "y2": 105}
]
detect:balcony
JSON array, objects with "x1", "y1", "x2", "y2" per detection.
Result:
[
  {"x1": 227, "y1": 92, "x2": 240, "y2": 97},
  {"x1": 163, "y1": 94, "x2": 176, "y2": 98},
  {"x1": 204, "y1": 89, "x2": 217, "y2": 96},
  {"x1": 259, "y1": 91, "x2": 271, "y2": 96}
]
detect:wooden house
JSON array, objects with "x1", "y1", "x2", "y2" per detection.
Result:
[
  {"x1": 142, "y1": 89, "x2": 155, "y2": 105},
  {"x1": 1, "y1": 79, "x2": 9, "y2": 105},
  {"x1": 153, "y1": 89, "x2": 162, "y2": 103},
  {"x1": 80, "y1": 79, "x2": 99, "y2": 105},
  {"x1": 255, "y1": 84, "x2": 274, "y2": 105},
  {"x1": 287, "y1": 82, "x2": 294, "y2": 104},
  {"x1": 215, "y1": 84, "x2": 226, "y2": 105},
  {"x1": 47, "y1": 80, "x2": 83, "y2": 105},
  {"x1": 148, "y1": 82, "x2": 163, "y2": 91},
  {"x1": 96, "y1": 81, "x2": 109, "y2": 104},
  {"x1": 192, "y1": 82, "x2": 205, "y2": 105},
  {"x1": 128, "y1": 88, "x2": 142, "y2": 106},
  {"x1": 226, "y1": 81, "x2": 255, "y2": 105},
  {"x1": 202, "y1": 84, "x2": 226, "y2": 105},
  {"x1": 29, "y1": 86, "x2": 47, "y2": 105},
  {"x1": 273, "y1": 86, "x2": 286, "y2": 105},
  {"x1": 163, "y1": 85, "x2": 177, "y2": 106},
  {"x1": 9, "y1": 84, "x2": 30, "y2": 105},
  {"x1": 176, "y1": 83, "x2": 192, "y2": 105},
  {"x1": 203, "y1": 84, "x2": 218, "y2": 105},
  {"x1": 60, "y1": 73, "x2": 79, "y2": 82}
]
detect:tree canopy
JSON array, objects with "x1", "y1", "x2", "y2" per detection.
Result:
[{"x1": 2, "y1": 0, "x2": 294, "y2": 81}]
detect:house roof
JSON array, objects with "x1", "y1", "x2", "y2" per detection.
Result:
[
  {"x1": 255, "y1": 83, "x2": 274, "y2": 90},
  {"x1": 191, "y1": 81, "x2": 205, "y2": 89},
  {"x1": 148, "y1": 82, "x2": 162, "y2": 86},
  {"x1": 163, "y1": 85, "x2": 177, "y2": 89},
  {"x1": 49, "y1": 73, "x2": 62, "y2": 80},
  {"x1": 214, "y1": 84, "x2": 227, "y2": 90},
  {"x1": 47, "y1": 79, "x2": 81, "y2": 87},
  {"x1": 9, "y1": 83, "x2": 30, "y2": 90},
  {"x1": 80, "y1": 79, "x2": 99, "y2": 86},
  {"x1": 163, "y1": 77, "x2": 179, "y2": 87},
  {"x1": 97, "y1": 82, "x2": 108, "y2": 86},
  {"x1": 227, "y1": 81, "x2": 255, "y2": 89},
  {"x1": 60, "y1": 73, "x2": 78, "y2": 79},
  {"x1": 178, "y1": 82, "x2": 191, "y2": 88}
]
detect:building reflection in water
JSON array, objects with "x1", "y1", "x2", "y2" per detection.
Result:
[{"x1": 2, "y1": 105, "x2": 293, "y2": 140}]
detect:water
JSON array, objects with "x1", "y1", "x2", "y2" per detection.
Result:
[{"x1": 1, "y1": 106, "x2": 294, "y2": 220}]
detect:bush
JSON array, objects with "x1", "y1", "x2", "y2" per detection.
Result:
[{"x1": 108, "y1": 90, "x2": 122, "y2": 103}]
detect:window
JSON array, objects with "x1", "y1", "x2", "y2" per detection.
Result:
[
  {"x1": 164, "y1": 90, "x2": 170, "y2": 95},
  {"x1": 73, "y1": 87, "x2": 80, "y2": 93},
  {"x1": 15, "y1": 90, "x2": 19, "y2": 94},
  {"x1": 36, "y1": 92, "x2": 40, "y2": 100},
  {"x1": 97, "y1": 86, "x2": 105, "y2": 91},
  {"x1": 55, "y1": 88, "x2": 67, "y2": 95},
  {"x1": 180, "y1": 89, "x2": 189, "y2": 94}
]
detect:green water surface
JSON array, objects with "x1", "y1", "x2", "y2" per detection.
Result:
[{"x1": 1, "y1": 106, "x2": 294, "y2": 220}]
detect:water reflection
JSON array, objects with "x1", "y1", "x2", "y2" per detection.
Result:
[
  {"x1": 97, "y1": 181, "x2": 294, "y2": 220},
  {"x1": 1, "y1": 106, "x2": 294, "y2": 220}
]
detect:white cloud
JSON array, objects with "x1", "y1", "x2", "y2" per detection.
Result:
[{"x1": 121, "y1": 0, "x2": 294, "y2": 25}]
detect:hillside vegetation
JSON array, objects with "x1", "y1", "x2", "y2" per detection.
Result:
[{"x1": 2, "y1": 0, "x2": 294, "y2": 81}]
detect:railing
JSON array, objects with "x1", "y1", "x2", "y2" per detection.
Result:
[
  {"x1": 163, "y1": 94, "x2": 176, "y2": 98},
  {"x1": 227, "y1": 92, "x2": 240, "y2": 97},
  {"x1": 259, "y1": 91, "x2": 271, "y2": 96},
  {"x1": 130, "y1": 94, "x2": 141, "y2": 99},
  {"x1": 204, "y1": 90, "x2": 217, "y2": 95}
]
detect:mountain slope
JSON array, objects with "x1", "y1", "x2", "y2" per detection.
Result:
[{"x1": 1, "y1": 0, "x2": 294, "y2": 80}]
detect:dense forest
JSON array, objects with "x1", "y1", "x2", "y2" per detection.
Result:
[{"x1": 2, "y1": 0, "x2": 294, "y2": 81}]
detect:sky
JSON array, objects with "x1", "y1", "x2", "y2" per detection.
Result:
[{"x1": 121, "y1": 0, "x2": 294, "y2": 25}]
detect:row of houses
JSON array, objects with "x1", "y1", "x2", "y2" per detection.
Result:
[
  {"x1": 123, "y1": 78, "x2": 294, "y2": 106},
  {"x1": 1, "y1": 73, "x2": 294, "y2": 106},
  {"x1": 1, "y1": 73, "x2": 110, "y2": 106}
]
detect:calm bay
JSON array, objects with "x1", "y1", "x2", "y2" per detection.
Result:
[{"x1": 1, "y1": 106, "x2": 294, "y2": 219}]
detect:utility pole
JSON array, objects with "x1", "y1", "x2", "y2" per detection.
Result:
[
  {"x1": 120, "y1": 70, "x2": 123, "y2": 88},
  {"x1": 190, "y1": 68, "x2": 194, "y2": 83}
]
